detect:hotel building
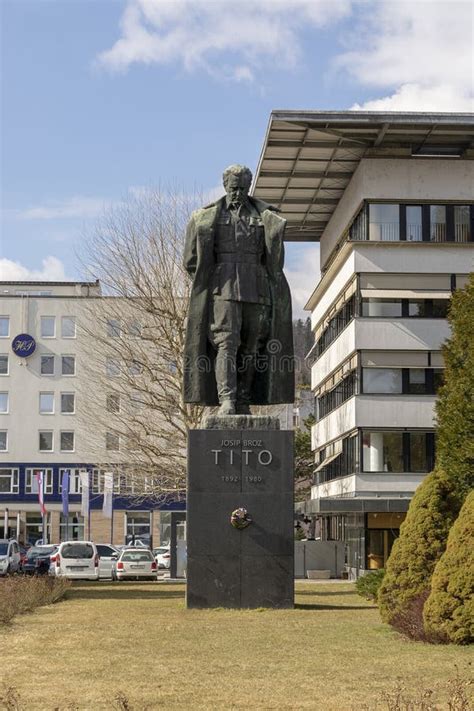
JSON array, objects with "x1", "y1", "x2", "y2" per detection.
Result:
[{"x1": 253, "y1": 111, "x2": 474, "y2": 577}]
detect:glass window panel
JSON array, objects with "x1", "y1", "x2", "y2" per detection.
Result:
[
  {"x1": 61, "y1": 392, "x2": 75, "y2": 413},
  {"x1": 408, "y1": 369, "x2": 426, "y2": 394},
  {"x1": 369, "y1": 204, "x2": 400, "y2": 241},
  {"x1": 39, "y1": 392, "x2": 54, "y2": 414},
  {"x1": 40, "y1": 355, "x2": 54, "y2": 375},
  {"x1": 41, "y1": 316, "x2": 55, "y2": 338},
  {"x1": 39, "y1": 431, "x2": 53, "y2": 451},
  {"x1": 432, "y1": 300, "x2": 449, "y2": 318},
  {"x1": 0, "y1": 317, "x2": 9, "y2": 338},
  {"x1": 454, "y1": 206, "x2": 470, "y2": 243},
  {"x1": 128, "y1": 361, "x2": 142, "y2": 376},
  {"x1": 106, "y1": 359, "x2": 120, "y2": 377},
  {"x1": 61, "y1": 356, "x2": 75, "y2": 375},
  {"x1": 0, "y1": 393, "x2": 8, "y2": 413},
  {"x1": 59, "y1": 514, "x2": 85, "y2": 542},
  {"x1": 26, "y1": 469, "x2": 53, "y2": 494},
  {"x1": 430, "y1": 205, "x2": 446, "y2": 242},
  {"x1": 106, "y1": 394, "x2": 120, "y2": 412},
  {"x1": 107, "y1": 319, "x2": 121, "y2": 338},
  {"x1": 0, "y1": 432, "x2": 7, "y2": 451},
  {"x1": 61, "y1": 317, "x2": 76, "y2": 338},
  {"x1": 362, "y1": 432, "x2": 403, "y2": 472},
  {"x1": 0, "y1": 355, "x2": 8, "y2": 375},
  {"x1": 406, "y1": 206, "x2": 422, "y2": 242},
  {"x1": 362, "y1": 299, "x2": 402, "y2": 317},
  {"x1": 106, "y1": 432, "x2": 119, "y2": 451},
  {"x1": 128, "y1": 320, "x2": 142, "y2": 337},
  {"x1": 60, "y1": 431, "x2": 75, "y2": 451},
  {"x1": 408, "y1": 300, "x2": 427, "y2": 317},
  {"x1": 410, "y1": 433, "x2": 429, "y2": 472},
  {"x1": 363, "y1": 369, "x2": 402, "y2": 394}
]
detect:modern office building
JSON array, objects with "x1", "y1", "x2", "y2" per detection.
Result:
[
  {"x1": 0, "y1": 280, "x2": 184, "y2": 547},
  {"x1": 253, "y1": 111, "x2": 474, "y2": 577}
]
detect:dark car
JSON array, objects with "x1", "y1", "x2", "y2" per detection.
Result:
[{"x1": 21, "y1": 545, "x2": 58, "y2": 575}]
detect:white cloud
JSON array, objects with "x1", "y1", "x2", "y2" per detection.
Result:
[
  {"x1": 97, "y1": 0, "x2": 351, "y2": 79},
  {"x1": 284, "y1": 244, "x2": 320, "y2": 318},
  {"x1": 18, "y1": 196, "x2": 114, "y2": 220},
  {"x1": 0, "y1": 256, "x2": 69, "y2": 281},
  {"x1": 340, "y1": 0, "x2": 474, "y2": 111},
  {"x1": 352, "y1": 83, "x2": 474, "y2": 112}
]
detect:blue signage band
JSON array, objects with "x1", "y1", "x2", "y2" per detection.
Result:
[{"x1": 12, "y1": 333, "x2": 37, "y2": 358}]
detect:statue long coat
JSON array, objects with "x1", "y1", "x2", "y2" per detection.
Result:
[{"x1": 182, "y1": 195, "x2": 294, "y2": 406}]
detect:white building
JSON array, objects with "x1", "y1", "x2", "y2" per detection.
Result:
[
  {"x1": 253, "y1": 111, "x2": 474, "y2": 577},
  {"x1": 0, "y1": 280, "x2": 183, "y2": 547}
]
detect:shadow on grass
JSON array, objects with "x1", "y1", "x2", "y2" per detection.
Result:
[
  {"x1": 68, "y1": 585, "x2": 186, "y2": 601},
  {"x1": 295, "y1": 603, "x2": 376, "y2": 610},
  {"x1": 295, "y1": 590, "x2": 356, "y2": 597}
]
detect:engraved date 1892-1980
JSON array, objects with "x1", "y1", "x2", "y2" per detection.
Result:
[{"x1": 221, "y1": 475, "x2": 263, "y2": 483}]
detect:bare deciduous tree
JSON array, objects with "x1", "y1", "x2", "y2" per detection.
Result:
[{"x1": 78, "y1": 188, "x2": 204, "y2": 502}]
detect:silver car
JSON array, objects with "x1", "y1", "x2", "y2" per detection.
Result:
[
  {"x1": 112, "y1": 548, "x2": 157, "y2": 581},
  {"x1": 0, "y1": 539, "x2": 21, "y2": 575}
]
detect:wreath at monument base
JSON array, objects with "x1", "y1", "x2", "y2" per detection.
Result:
[{"x1": 231, "y1": 508, "x2": 252, "y2": 529}]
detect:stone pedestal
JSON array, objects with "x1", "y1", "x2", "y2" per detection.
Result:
[{"x1": 186, "y1": 418, "x2": 294, "y2": 609}]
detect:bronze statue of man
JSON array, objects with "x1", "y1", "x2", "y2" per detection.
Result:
[{"x1": 183, "y1": 164, "x2": 294, "y2": 414}]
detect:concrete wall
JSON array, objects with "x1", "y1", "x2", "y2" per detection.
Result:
[
  {"x1": 320, "y1": 158, "x2": 474, "y2": 268},
  {"x1": 311, "y1": 471, "x2": 425, "y2": 500},
  {"x1": 294, "y1": 540, "x2": 345, "y2": 578}
]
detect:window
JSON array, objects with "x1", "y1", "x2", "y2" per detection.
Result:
[
  {"x1": 369, "y1": 204, "x2": 400, "y2": 241},
  {"x1": 432, "y1": 300, "x2": 449, "y2": 318},
  {"x1": 454, "y1": 206, "x2": 470, "y2": 243},
  {"x1": 433, "y1": 369, "x2": 444, "y2": 392},
  {"x1": 61, "y1": 316, "x2": 76, "y2": 338},
  {"x1": 39, "y1": 431, "x2": 53, "y2": 452},
  {"x1": 0, "y1": 317, "x2": 9, "y2": 338},
  {"x1": 0, "y1": 468, "x2": 18, "y2": 493},
  {"x1": 363, "y1": 369, "x2": 402, "y2": 394},
  {"x1": 106, "y1": 359, "x2": 120, "y2": 377},
  {"x1": 40, "y1": 355, "x2": 54, "y2": 375},
  {"x1": 61, "y1": 392, "x2": 75, "y2": 414},
  {"x1": 0, "y1": 355, "x2": 8, "y2": 375},
  {"x1": 59, "y1": 515, "x2": 85, "y2": 542},
  {"x1": 315, "y1": 295, "x2": 355, "y2": 358},
  {"x1": 125, "y1": 512, "x2": 151, "y2": 546},
  {"x1": 406, "y1": 206, "x2": 422, "y2": 242},
  {"x1": 106, "y1": 394, "x2": 120, "y2": 413},
  {"x1": 408, "y1": 300, "x2": 427, "y2": 317},
  {"x1": 361, "y1": 299, "x2": 402, "y2": 317},
  {"x1": 39, "y1": 392, "x2": 54, "y2": 414},
  {"x1": 128, "y1": 360, "x2": 142, "y2": 376},
  {"x1": 408, "y1": 369, "x2": 426, "y2": 394},
  {"x1": 316, "y1": 370, "x2": 356, "y2": 420},
  {"x1": 106, "y1": 432, "x2": 120, "y2": 451},
  {"x1": 61, "y1": 355, "x2": 75, "y2": 376},
  {"x1": 60, "y1": 431, "x2": 75, "y2": 452},
  {"x1": 40, "y1": 316, "x2": 56, "y2": 338},
  {"x1": 59, "y1": 469, "x2": 82, "y2": 494},
  {"x1": 315, "y1": 435, "x2": 358, "y2": 485},
  {"x1": 128, "y1": 320, "x2": 142, "y2": 338},
  {"x1": 349, "y1": 206, "x2": 367, "y2": 241},
  {"x1": 430, "y1": 205, "x2": 446, "y2": 242},
  {"x1": 0, "y1": 431, "x2": 7, "y2": 451},
  {"x1": 107, "y1": 319, "x2": 121, "y2": 338},
  {"x1": 362, "y1": 432, "x2": 403, "y2": 472},
  {"x1": 409, "y1": 433, "x2": 430, "y2": 472},
  {"x1": 26, "y1": 513, "x2": 50, "y2": 546},
  {"x1": 25, "y1": 469, "x2": 53, "y2": 494},
  {"x1": 0, "y1": 392, "x2": 8, "y2": 413}
]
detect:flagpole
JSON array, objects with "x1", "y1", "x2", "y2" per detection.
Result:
[
  {"x1": 88, "y1": 470, "x2": 91, "y2": 541},
  {"x1": 110, "y1": 483, "x2": 114, "y2": 545},
  {"x1": 42, "y1": 471, "x2": 47, "y2": 545}
]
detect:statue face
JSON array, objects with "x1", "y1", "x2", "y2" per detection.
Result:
[{"x1": 224, "y1": 174, "x2": 249, "y2": 206}]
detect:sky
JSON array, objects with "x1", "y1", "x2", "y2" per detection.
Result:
[{"x1": 1, "y1": 0, "x2": 473, "y2": 316}]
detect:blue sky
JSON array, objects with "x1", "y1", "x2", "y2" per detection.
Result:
[{"x1": 1, "y1": 0, "x2": 472, "y2": 313}]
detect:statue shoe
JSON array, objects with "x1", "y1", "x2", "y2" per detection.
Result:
[
  {"x1": 236, "y1": 403, "x2": 251, "y2": 415},
  {"x1": 218, "y1": 400, "x2": 236, "y2": 415}
]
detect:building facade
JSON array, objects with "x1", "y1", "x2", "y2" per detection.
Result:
[
  {"x1": 0, "y1": 280, "x2": 184, "y2": 547},
  {"x1": 253, "y1": 111, "x2": 474, "y2": 578}
]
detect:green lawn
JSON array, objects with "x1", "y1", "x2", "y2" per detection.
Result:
[{"x1": 0, "y1": 581, "x2": 472, "y2": 710}]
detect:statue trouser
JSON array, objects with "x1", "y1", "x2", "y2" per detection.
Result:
[{"x1": 208, "y1": 299, "x2": 271, "y2": 413}]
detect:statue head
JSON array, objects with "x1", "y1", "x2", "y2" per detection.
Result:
[{"x1": 222, "y1": 164, "x2": 253, "y2": 206}]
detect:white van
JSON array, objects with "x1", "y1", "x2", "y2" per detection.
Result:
[{"x1": 51, "y1": 541, "x2": 99, "y2": 580}]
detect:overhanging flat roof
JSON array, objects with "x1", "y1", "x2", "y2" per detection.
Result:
[{"x1": 252, "y1": 111, "x2": 474, "y2": 242}]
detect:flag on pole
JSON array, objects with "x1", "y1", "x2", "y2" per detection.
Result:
[
  {"x1": 61, "y1": 470, "x2": 70, "y2": 517},
  {"x1": 103, "y1": 472, "x2": 113, "y2": 519},
  {"x1": 79, "y1": 470, "x2": 90, "y2": 519},
  {"x1": 35, "y1": 470, "x2": 47, "y2": 515}
]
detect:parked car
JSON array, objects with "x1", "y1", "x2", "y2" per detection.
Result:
[
  {"x1": 153, "y1": 545, "x2": 170, "y2": 569},
  {"x1": 0, "y1": 539, "x2": 21, "y2": 575},
  {"x1": 50, "y1": 541, "x2": 99, "y2": 580},
  {"x1": 112, "y1": 548, "x2": 157, "y2": 581},
  {"x1": 96, "y1": 544, "x2": 120, "y2": 579},
  {"x1": 21, "y1": 544, "x2": 58, "y2": 575}
]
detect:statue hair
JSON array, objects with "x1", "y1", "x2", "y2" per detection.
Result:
[{"x1": 222, "y1": 164, "x2": 253, "y2": 188}]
